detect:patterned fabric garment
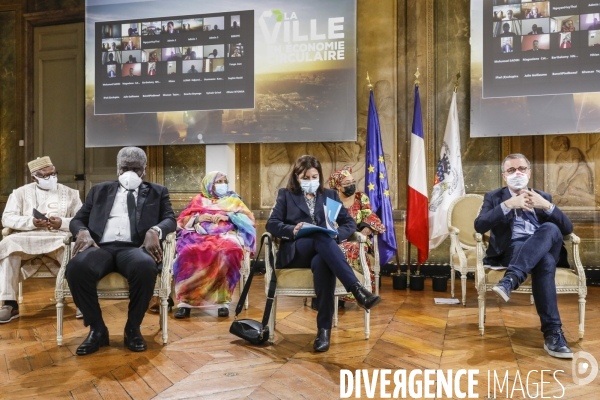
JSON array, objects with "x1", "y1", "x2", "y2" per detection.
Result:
[
  {"x1": 173, "y1": 171, "x2": 256, "y2": 308},
  {"x1": 304, "y1": 194, "x2": 317, "y2": 224},
  {"x1": 337, "y1": 192, "x2": 386, "y2": 301}
]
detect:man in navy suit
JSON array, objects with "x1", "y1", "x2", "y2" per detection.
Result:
[
  {"x1": 475, "y1": 154, "x2": 573, "y2": 359},
  {"x1": 67, "y1": 147, "x2": 176, "y2": 355}
]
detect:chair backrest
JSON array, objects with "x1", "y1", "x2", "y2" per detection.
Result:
[{"x1": 448, "y1": 194, "x2": 484, "y2": 248}]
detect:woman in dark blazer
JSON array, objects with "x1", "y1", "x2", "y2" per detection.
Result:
[{"x1": 266, "y1": 155, "x2": 381, "y2": 352}]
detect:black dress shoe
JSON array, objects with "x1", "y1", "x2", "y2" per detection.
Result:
[
  {"x1": 349, "y1": 282, "x2": 382, "y2": 310},
  {"x1": 313, "y1": 328, "x2": 331, "y2": 352},
  {"x1": 218, "y1": 307, "x2": 229, "y2": 317},
  {"x1": 76, "y1": 328, "x2": 109, "y2": 356},
  {"x1": 124, "y1": 327, "x2": 147, "y2": 352},
  {"x1": 174, "y1": 307, "x2": 191, "y2": 319}
]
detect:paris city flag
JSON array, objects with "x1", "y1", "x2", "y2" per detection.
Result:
[
  {"x1": 406, "y1": 85, "x2": 429, "y2": 264},
  {"x1": 429, "y1": 92, "x2": 465, "y2": 249},
  {"x1": 365, "y1": 91, "x2": 397, "y2": 266}
]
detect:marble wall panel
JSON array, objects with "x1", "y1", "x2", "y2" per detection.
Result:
[{"x1": 163, "y1": 145, "x2": 205, "y2": 194}]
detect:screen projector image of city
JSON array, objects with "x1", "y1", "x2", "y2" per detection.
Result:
[
  {"x1": 470, "y1": 0, "x2": 600, "y2": 137},
  {"x1": 86, "y1": 0, "x2": 356, "y2": 147}
]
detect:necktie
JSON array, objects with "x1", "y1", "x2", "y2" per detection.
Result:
[
  {"x1": 521, "y1": 209, "x2": 541, "y2": 229},
  {"x1": 127, "y1": 189, "x2": 138, "y2": 242}
]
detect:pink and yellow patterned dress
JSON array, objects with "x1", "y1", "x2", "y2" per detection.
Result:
[{"x1": 173, "y1": 172, "x2": 256, "y2": 309}]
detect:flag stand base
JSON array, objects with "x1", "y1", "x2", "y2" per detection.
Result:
[
  {"x1": 409, "y1": 274, "x2": 425, "y2": 291},
  {"x1": 391, "y1": 273, "x2": 408, "y2": 290}
]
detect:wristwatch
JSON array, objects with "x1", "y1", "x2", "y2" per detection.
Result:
[{"x1": 149, "y1": 226, "x2": 161, "y2": 237}]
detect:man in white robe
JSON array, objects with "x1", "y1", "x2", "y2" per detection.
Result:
[{"x1": 0, "y1": 157, "x2": 82, "y2": 323}]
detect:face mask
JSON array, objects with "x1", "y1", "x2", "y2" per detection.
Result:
[
  {"x1": 34, "y1": 175, "x2": 57, "y2": 191},
  {"x1": 119, "y1": 170, "x2": 143, "y2": 190},
  {"x1": 214, "y1": 183, "x2": 228, "y2": 197},
  {"x1": 300, "y1": 179, "x2": 320, "y2": 194},
  {"x1": 342, "y1": 184, "x2": 356, "y2": 197},
  {"x1": 506, "y1": 172, "x2": 529, "y2": 190}
]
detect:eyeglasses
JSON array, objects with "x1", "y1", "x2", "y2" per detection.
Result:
[
  {"x1": 33, "y1": 172, "x2": 57, "y2": 180},
  {"x1": 504, "y1": 166, "x2": 529, "y2": 174}
]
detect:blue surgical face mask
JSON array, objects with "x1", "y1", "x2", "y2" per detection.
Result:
[
  {"x1": 214, "y1": 183, "x2": 228, "y2": 197},
  {"x1": 300, "y1": 179, "x2": 320, "y2": 194}
]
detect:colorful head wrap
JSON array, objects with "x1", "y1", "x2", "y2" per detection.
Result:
[
  {"x1": 200, "y1": 171, "x2": 235, "y2": 199},
  {"x1": 328, "y1": 166, "x2": 353, "y2": 189}
]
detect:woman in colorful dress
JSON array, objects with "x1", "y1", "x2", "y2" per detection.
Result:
[
  {"x1": 328, "y1": 166, "x2": 386, "y2": 303},
  {"x1": 173, "y1": 171, "x2": 256, "y2": 318}
]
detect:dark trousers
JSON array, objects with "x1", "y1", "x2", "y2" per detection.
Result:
[
  {"x1": 502, "y1": 223, "x2": 563, "y2": 335},
  {"x1": 281, "y1": 233, "x2": 359, "y2": 329},
  {"x1": 66, "y1": 242, "x2": 158, "y2": 330}
]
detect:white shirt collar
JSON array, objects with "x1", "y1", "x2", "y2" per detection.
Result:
[{"x1": 118, "y1": 185, "x2": 140, "y2": 193}]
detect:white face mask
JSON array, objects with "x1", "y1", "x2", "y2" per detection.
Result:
[
  {"x1": 300, "y1": 179, "x2": 320, "y2": 194},
  {"x1": 214, "y1": 183, "x2": 228, "y2": 197},
  {"x1": 118, "y1": 170, "x2": 143, "y2": 190},
  {"x1": 34, "y1": 175, "x2": 57, "y2": 191},
  {"x1": 506, "y1": 172, "x2": 529, "y2": 190}
]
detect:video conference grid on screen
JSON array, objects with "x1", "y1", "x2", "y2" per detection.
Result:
[
  {"x1": 95, "y1": 10, "x2": 254, "y2": 115},
  {"x1": 483, "y1": 0, "x2": 600, "y2": 98}
]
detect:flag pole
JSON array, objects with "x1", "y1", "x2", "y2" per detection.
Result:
[
  {"x1": 453, "y1": 71, "x2": 461, "y2": 93},
  {"x1": 368, "y1": 71, "x2": 403, "y2": 276},
  {"x1": 411, "y1": 68, "x2": 421, "y2": 278}
]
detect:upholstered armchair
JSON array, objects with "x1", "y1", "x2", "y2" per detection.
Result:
[
  {"x1": 1, "y1": 227, "x2": 60, "y2": 304},
  {"x1": 262, "y1": 231, "x2": 372, "y2": 343},
  {"x1": 474, "y1": 231, "x2": 587, "y2": 338},
  {"x1": 447, "y1": 194, "x2": 484, "y2": 306},
  {"x1": 54, "y1": 232, "x2": 177, "y2": 346}
]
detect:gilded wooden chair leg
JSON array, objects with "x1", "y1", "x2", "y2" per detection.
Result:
[
  {"x1": 18, "y1": 281, "x2": 23, "y2": 304},
  {"x1": 530, "y1": 295, "x2": 534, "y2": 305},
  {"x1": 161, "y1": 297, "x2": 168, "y2": 344},
  {"x1": 450, "y1": 269, "x2": 455, "y2": 298},
  {"x1": 333, "y1": 296, "x2": 339, "y2": 328},
  {"x1": 364, "y1": 309, "x2": 370, "y2": 340},
  {"x1": 461, "y1": 272, "x2": 467, "y2": 306},
  {"x1": 578, "y1": 295, "x2": 586, "y2": 340},
  {"x1": 56, "y1": 298, "x2": 64, "y2": 346},
  {"x1": 478, "y1": 291, "x2": 485, "y2": 336}
]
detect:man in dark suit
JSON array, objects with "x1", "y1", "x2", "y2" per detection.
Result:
[
  {"x1": 475, "y1": 153, "x2": 573, "y2": 359},
  {"x1": 67, "y1": 147, "x2": 176, "y2": 355}
]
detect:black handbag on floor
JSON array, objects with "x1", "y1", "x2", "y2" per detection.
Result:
[{"x1": 230, "y1": 234, "x2": 277, "y2": 345}]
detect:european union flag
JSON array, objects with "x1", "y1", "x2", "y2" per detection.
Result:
[{"x1": 365, "y1": 91, "x2": 397, "y2": 265}]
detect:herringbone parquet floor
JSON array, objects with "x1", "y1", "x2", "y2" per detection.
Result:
[{"x1": 0, "y1": 276, "x2": 598, "y2": 399}]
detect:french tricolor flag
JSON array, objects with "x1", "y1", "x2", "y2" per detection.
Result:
[{"x1": 406, "y1": 85, "x2": 429, "y2": 264}]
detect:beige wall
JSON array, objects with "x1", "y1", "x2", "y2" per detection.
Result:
[{"x1": 1, "y1": 0, "x2": 599, "y2": 266}]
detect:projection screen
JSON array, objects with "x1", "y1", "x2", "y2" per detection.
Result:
[
  {"x1": 471, "y1": 0, "x2": 600, "y2": 137},
  {"x1": 86, "y1": 0, "x2": 357, "y2": 147}
]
